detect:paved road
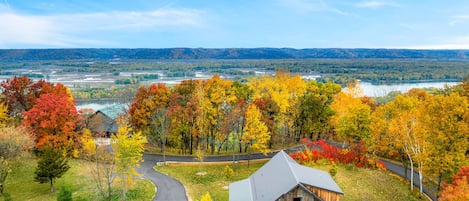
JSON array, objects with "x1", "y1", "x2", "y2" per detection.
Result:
[
  {"x1": 137, "y1": 154, "x2": 188, "y2": 201},
  {"x1": 141, "y1": 144, "x2": 437, "y2": 201},
  {"x1": 379, "y1": 159, "x2": 437, "y2": 201}
]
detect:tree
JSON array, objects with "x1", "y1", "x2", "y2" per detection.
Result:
[
  {"x1": 248, "y1": 70, "x2": 306, "y2": 147},
  {"x1": 0, "y1": 126, "x2": 32, "y2": 196},
  {"x1": 0, "y1": 77, "x2": 69, "y2": 120},
  {"x1": 0, "y1": 76, "x2": 35, "y2": 118},
  {"x1": 22, "y1": 92, "x2": 79, "y2": 152},
  {"x1": 296, "y1": 81, "x2": 341, "y2": 140},
  {"x1": 243, "y1": 104, "x2": 270, "y2": 167},
  {"x1": 34, "y1": 147, "x2": 70, "y2": 192},
  {"x1": 112, "y1": 123, "x2": 147, "y2": 201},
  {"x1": 439, "y1": 166, "x2": 469, "y2": 201},
  {"x1": 420, "y1": 93, "x2": 469, "y2": 195},
  {"x1": 129, "y1": 83, "x2": 171, "y2": 136},
  {"x1": 330, "y1": 87, "x2": 372, "y2": 145},
  {"x1": 202, "y1": 75, "x2": 235, "y2": 154},
  {"x1": 0, "y1": 157, "x2": 10, "y2": 196},
  {"x1": 370, "y1": 93, "x2": 426, "y2": 193},
  {"x1": 80, "y1": 128, "x2": 116, "y2": 200},
  {"x1": 197, "y1": 192, "x2": 213, "y2": 201},
  {"x1": 0, "y1": 103, "x2": 9, "y2": 127}
]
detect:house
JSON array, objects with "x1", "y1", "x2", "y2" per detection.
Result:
[
  {"x1": 86, "y1": 104, "x2": 123, "y2": 138},
  {"x1": 229, "y1": 151, "x2": 343, "y2": 201}
]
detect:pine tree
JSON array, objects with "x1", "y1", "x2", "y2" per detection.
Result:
[{"x1": 34, "y1": 147, "x2": 70, "y2": 192}]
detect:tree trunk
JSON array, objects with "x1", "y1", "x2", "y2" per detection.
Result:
[
  {"x1": 418, "y1": 168, "x2": 423, "y2": 195},
  {"x1": 407, "y1": 153, "x2": 414, "y2": 192},
  {"x1": 436, "y1": 172, "x2": 442, "y2": 200},
  {"x1": 49, "y1": 178, "x2": 54, "y2": 192}
]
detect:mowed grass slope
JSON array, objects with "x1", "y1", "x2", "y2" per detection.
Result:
[
  {"x1": 3, "y1": 157, "x2": 154, "y2": 201},
  {"x1": 156, "y1": 160, "x2": 424, "y2": 201}
]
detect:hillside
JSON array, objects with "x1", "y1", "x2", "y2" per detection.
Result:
[{"x1": 1, "y1": 48, "x2": 469, "y2": 60}]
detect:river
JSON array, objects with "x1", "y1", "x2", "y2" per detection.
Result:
[
  {"x1": 76, "y1": 81, "x2": 460, "y2": 111},
  {"x1": 359, "y1": 81, "x2": 459, "y2": 97}
]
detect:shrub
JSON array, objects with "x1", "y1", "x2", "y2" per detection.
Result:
[
  {"x1": 291, "y1": 140, "x2": 378, "y2": 169},
  {"x1": 57, "y1": 185, "x2": 72, "y2": 201}
]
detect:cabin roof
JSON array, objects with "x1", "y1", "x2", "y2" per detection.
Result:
[{"x1": 229, "y1": 150, "x2": 343, "y2": 201}]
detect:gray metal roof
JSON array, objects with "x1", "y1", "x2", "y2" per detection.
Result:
[{"x1": 229, "y1": 150, "x2": 343, "y2": 201}]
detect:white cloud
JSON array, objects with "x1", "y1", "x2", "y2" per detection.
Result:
[
  {"x1": 278, "y1": 0, "x2": 356, "y2": 16},
  {"x1": 356, "y1": 1, "x2": 400, "y2": 8},
  {"x1": 449, "y1": 15, "x2": 469, "y2": 26},
  {"x1": 401, "y1": 36, "x2": 469, "y2": 49},
  {"x1": 0, "y1": 8, "x2": 206, "y2": 48}
]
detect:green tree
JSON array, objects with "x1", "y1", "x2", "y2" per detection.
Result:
[{"x1": 34, "y1": 147, "x2": 70, "y2": 192}]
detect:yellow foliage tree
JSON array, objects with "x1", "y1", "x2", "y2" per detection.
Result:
[
  {"x1": 248, "y1": 70, "x2": 306, "y2": 146},
  {"x1": 420, "y1": 93, "x2": 469, "y2": 194},
  {"x1": 331, "y1": 87, "x2": 371, "y2": 145},
  {"x1": 243, "y1": 104, "x2": 270, "y2": 166},
  {"x1": 0, "y1": 103, "x2": 9, "y2": 127},
  {"x1": 112, "y1": 123, "x2": 147, "y2": 201},
  {"x1": 197, "y1": 192, "x2": 213, "y2": 201}
]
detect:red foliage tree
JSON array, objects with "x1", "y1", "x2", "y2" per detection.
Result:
[
  {"x1": 1, "y1": 76, "x2": 69, "y2": 118},
  {"x1": 439, "y1": 166, "x2": 469, "y2": 201},
  {"x1": 22, "y1": 93, "x2": 79, "y2": 151},
  {"x1": 290, "y1": 139, "x2": 383, "y2": 169}
]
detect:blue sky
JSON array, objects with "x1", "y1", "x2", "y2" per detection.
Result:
[{"x1": 1, "y1": 0, "x2": 469, "y2": 49}]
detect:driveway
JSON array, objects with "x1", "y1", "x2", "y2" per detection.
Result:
[{"x1": 137, "y1": 154, "x2": 188, "y2": 201}]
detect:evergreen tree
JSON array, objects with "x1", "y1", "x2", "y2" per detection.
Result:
[{"x1": 34, "y1": 147, "x2": 70, "y2": 192}]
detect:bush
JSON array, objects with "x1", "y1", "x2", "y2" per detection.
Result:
[
  {"x1": 3, "y1": 192, "x2": 12, "y2": 201},
  {"x1": 57, "y1": 185, "x2": 72, "y2": 201}
]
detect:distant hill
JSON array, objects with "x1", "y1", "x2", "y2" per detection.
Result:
[{"x1": 0, "y1": 48, "x2": 468, "y2": 60}]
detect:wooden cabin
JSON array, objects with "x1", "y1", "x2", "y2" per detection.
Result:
[
  {"x1": 229, "y1": 151, "x2": 343, "y2": 201},
  {"x1": 85, "y1": 104, "x2": 123, "y2": 138}
]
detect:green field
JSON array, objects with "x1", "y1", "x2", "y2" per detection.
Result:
[
  {"x1": 3, "y1": 157, "x2": 154, "y2": 201},
  {"x1": 156, "y1": 160, "x2": 424, "y2": 201}
]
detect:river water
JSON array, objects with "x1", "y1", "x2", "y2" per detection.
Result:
[
  {"x1": 359, "y1": 81, "x2": 459, "y2": 97},
  {"x1": 76, "y1": 81, "x2": 460, "y2": 111}
]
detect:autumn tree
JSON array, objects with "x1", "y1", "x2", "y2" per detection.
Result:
[
  {"x1": 112, "y1": 123, "x2": 147, "y2": 201},
  {"x1": 167, "y1": 80, "x2": 198, "y2": 154},
  {"x1": 81, "y1": 128, "x2": 116, "y2": 200},
  {"x1": 0, "y1": 103, "x2": 9, "y2": 127},
  {"x1": 248, "y1": 70, "x2": 306, "y2": 147},
  {"x1": 439, "y1": 166, "x2": 469, "y2": 201},
  {"x1": 243, "y1": 104, "x2": 270, "y2": 167},
  {"x1": 34, "y1": 146, "x2": 70, "y2": 192},
  {"x1": 0, "y1": 77, "x2": 69, "y2": 120},
  {"x1": 420, "y1": 93, "x2": 469, "y2": 195},
  {"x1": 370, "y1": 93, "x2": 427, "y2": 193},
  {"x1": 0, "y1": 126, "x2": 33, "y2": 195},
  {"x1": 201, "y1": 75, "x2": 235, "y2": 154},
  {"x1": 296, "y1": 81, "x2": 341, "y2": 140},
  {"x1": 330, "y1": 82, "x2": 371, "y2": 145},
  {"x1": 129, "y1": 83, "x2": 171, "y2": 133},
  {"x1": 22, "y1": 92, "x2": 79, "y2": 153}
]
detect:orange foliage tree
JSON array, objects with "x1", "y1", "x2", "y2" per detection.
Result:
[
  {"x1": 22, "y1": 92, "x2": 79, "y2": 152},
  {"x1": 0, "y1": 76, "x2": 69, "y2": 119},
  {"x1": 439, "y1": 166, "x2": 469, "y2": 201}
]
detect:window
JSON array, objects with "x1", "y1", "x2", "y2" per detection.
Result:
[{"x1": 293, "y1": 197, "x2": 302, "y2": 201}]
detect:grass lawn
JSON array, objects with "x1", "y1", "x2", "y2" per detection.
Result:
[
  {"x1": 156, "y1": 160, "x2": 424, "y2": 201},
  {"x1": 3, "y1": 157, "x2": 154, "y2": 201}
]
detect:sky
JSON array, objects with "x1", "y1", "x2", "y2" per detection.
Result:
[{"x1": 1, "y1": 0, "x2": 469, "y2": 49}]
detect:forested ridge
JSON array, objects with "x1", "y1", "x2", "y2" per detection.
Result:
[{"x1": 1, "y1": 48, "x2": 469, "y2": 60}]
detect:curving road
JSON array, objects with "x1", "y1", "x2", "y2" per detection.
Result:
[
  {"x1": 140, "y1": 144, "x2": 437, "y2": 201},
  {"x1": 137, "y1": 154, "x2": 188, "y2": 201}
]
